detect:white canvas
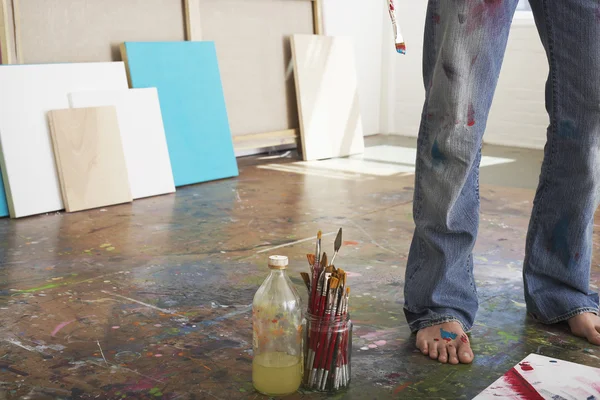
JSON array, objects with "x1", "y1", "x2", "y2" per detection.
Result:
[
  {"x1": 68, "y1": 88, "x2": 175, "y2": 200},
  {"x1": 0, "y1": 62, "x2": 128, "y2": 218},
  {"x1": 291, "y1": 34, "x2": 365, "y2": 161},
  {"x1": 474, "y1": 353, "x2": 600, "y2": 399}
]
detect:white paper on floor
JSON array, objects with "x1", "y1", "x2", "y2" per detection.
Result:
[{"x1": 473, "y1": 353, "x2": 600, "y2": 400}]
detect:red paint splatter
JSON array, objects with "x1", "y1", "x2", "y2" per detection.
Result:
[
  {"x1": 575, "y1": 252, "x2": 580, "y2": 261},
  {"x1": 519, "y1": 362, "x2": 534, "y2": 371},
  {"x1": 443, "y1": 338, "x2": 452, "y2": 343},
  {"x1": 460, "y1": 334, "x2": 468, "y2": 344},
  {"x1": 433, "y1": 13, "x2": 441, "y2": 24},
  {"x1": 393, "y1": 382, "x2": 412, "y2": 394},
  {"x1": 343, "y1": 240, "x2": 359, "y2": 246},
  {"x1": 467, "y1": 104, "x2": 475, "y2": 126},
  {"x1": 433, "y1": 338, "x2": 439, "y2": 342},
  {"x1": 503, "y1": 368, "x2": 544, "y2": 399},
  {"x1": 271, "y1": 319, "x2": 278, "y2": 323}
]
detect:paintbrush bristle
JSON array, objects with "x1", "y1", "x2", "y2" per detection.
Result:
[
  {"x1": 317, "y1": 230, "x2": 322, "y2": 240},
  {"x1": 330, "y1": 277, "x2": 340, "y2": 289},
  {"x1": 307, "y1": 254, "x2": 315, "y2": 266},
  {"x1": 300, "y1": 272, "x2": 311, "y2": 290},
  {"x1": 334, "y1": 228, "x2": 342, "y2": 251},
  {"x1": 321, "y1": 252, "x2": 328, "y2": 268}
]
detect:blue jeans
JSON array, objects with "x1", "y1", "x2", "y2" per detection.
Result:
[{"x1": 404, "y1": 0, "x2": 600, "y2": 333}]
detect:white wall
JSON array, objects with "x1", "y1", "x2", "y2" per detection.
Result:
[
  {"x1": 384, "y1": 1, "x2": 549, "y2": 150},
  {"x1": 322, "y1": 0, "x2": 385, "y2": 136}
]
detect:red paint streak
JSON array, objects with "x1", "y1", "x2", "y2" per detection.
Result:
[
  {"x1": 433, "y1": 13, "x2": 441, "y2": 24},
  {"x1": 519, "y1": 362, "x2": 534, "y2": 371},
  {"x1": 343, "y1": 240, "x2": 359, "y2": 246},
  {"x1": 460, "y1": 334, "x2": 468, "y2": 344},
  {"x1": 467, "y1": 104, "x2": 475, "y2": 126},
  {"x1": 271, "y1": 319, "x2": 278, "y2": 323},
  {"x1": 393, "y1": 382, "x2": 411, "y2": 395},
  {"x1": 503, "y1": 368, "x2": 544, "y2": 399},
  {"x1": 433, "y1": 338, "x2": 439, "y2": 342},
  {"x1": 443, "y1": 338, "x2": 451, "y2": 343},
  {"x1": 591, "y1": 382, "x2": 600, "y2": 394}
]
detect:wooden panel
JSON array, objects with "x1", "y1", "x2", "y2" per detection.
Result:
[
  {"x1": 121, "y1": 41, "x2": 238, "y2": 187},
  {"x1": 16, "y1": 0, "x2": 185, "y2": 63},
  {"x1": 184, "y1": 0, "x2": 202, "y2": 41},
  {"x1": 291, "y1": 34, "x2": 364, "y2": 161},
  {"x1": 69, "y1": 88, "x2": 175, "y2": 200},
  {"x1": 48, "y1": 106, "x2": 132, "y2": 213},
  {"x1": 0, "y1": 62, "x2": 129, "y2": 218},
  {"x1": 197, "y1": 0, "x2": 313, "y2": 136},
  {"x1": 0, "y1": 0, "x2": 16, "y2": 64}
]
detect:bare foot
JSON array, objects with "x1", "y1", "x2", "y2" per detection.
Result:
[
  {"x1": 568, "y1": 312, "x2": 600, "y2": 345},
  {"x1": 415, "y1": 321, "x2": 474, "y2": 364}
]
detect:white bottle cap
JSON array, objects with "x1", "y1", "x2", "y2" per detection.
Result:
[{"x1": 268, "y1": 255, "x2": 288, "y2": 269}]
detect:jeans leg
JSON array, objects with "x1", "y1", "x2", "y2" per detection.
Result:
[
  {"x1": 523, "y1": 0, "x2": 600, "y2": 323},
  {"x1": 404, "y1": 0, "x2": 519, "y2": 333}
]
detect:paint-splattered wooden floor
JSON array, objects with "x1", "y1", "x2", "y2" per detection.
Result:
[{"x1": 1, "y1": 136, "x2": 599, "y2": 399}]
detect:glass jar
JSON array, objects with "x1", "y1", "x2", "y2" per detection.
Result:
[
  {"x1": 303, "y1": 312, "x2": 352, "y2": 392},
  {"x1": 252, "y1": 255, "x2": 304, "y2": 396}
]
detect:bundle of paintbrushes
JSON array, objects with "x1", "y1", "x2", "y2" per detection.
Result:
[{"x1": 300, "y1": 228, "x2": 352, "y2": 392}]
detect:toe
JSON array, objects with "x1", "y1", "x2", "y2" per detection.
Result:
[
  {"x1": 447, "y1": 344, "x2": 459, "y2": 365},
  {"x1": 438, "y1": 344, "x2": 448, "y2": 363},
  {"x1": 416, "y1": 337, "x2": 429, "y2": 355},
  {"x1": 586, "y1": 328, "x2": 600, "y2": 346},
  {"x1": 429, "y1": 342, "x2": 439, "y2": 360},
  {"x1": 458, "y1": 346, "x2": 474, "y2": 364}
]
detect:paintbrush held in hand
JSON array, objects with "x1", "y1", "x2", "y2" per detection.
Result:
[{"x1": 301, "y1": 228, "x2": 351, "y2": 392}]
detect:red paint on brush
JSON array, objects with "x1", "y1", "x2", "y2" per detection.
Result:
[
  {"x1": 520, "y1": 362, "x2": 534, "y2": 371},
  {"x1": 503, "y1": 368, "x2": 544, "y2": 399},
  {"x1": 467, "y1": 104, "x2": 475, "y2": 126}
]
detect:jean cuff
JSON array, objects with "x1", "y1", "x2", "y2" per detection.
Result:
[
  {"x1": 534, "y1": 307, "x2": 599, "y2": 325},
  {"x1": 410, "y1": 316, "x2": 471, "y2": 334}
]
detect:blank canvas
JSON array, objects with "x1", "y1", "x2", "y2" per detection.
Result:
[
  {"x1": 291, "y1": 34, "x2": 365, "y2": 161},
  {"x1": 121, "y1": 41, "x2": 238, "y2": 186},
  {"x1": 69, "y1": 88, "x2": 175, "y2": 199},
  {"x1": 48, "y1": 106, "x2": 132, "y2": 212},
  {"x1": 0, "y1": 62, "x2": 128, "y2": 218}
]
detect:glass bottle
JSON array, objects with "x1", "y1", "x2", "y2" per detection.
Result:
[{"x1": 252, "y1": 255, "x2": 304, "y2": 396}]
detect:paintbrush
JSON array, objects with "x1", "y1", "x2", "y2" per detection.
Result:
[
  {"x1": 309, "y1": 266, "x2": 333, "y2": 386},
  {"x1": 329, "y1": 228, "x2": 343, "y2": 266},
  {"x1": 319, "y1": 277, "x2": 342, "y2": 390},
  {"x1": 312, "y1": 276, "x2": 338, "y2": 388},
  {"x1": 315, "y1": 230, "x2": 322, "y2": 265},
  {"x1": 300, "y1": 272, "x2": 311, "y2": 291}
]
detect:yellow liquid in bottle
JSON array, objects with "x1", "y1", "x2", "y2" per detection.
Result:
[{"x1": 252, "y1": 352, "x2": 302, "y2": 396}]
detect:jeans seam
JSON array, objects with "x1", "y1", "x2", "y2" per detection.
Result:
[{"x1": 526, "y1": 0, "x2": 558, "y2": 253}]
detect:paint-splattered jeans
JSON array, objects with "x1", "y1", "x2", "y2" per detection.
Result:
[{"x1": 404, "y1": 0, "x2": 600, "y2": 333}]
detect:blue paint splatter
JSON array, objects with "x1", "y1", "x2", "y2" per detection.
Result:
[
  {"x1": 549, "y1": 360, "x2": 557, "y2": 363},
  {"x1": 587, "y1": 396, "x2": 596, "y2": 400},
  {"x1": 431, "y1": 139, "x2": 445, "y2": 164},
  {"x1": 440, "y1": 328, "x2": 458, "y2": 340},
  {"x1": 558, "y1": 120, "x2": 577, "y2": 139}
]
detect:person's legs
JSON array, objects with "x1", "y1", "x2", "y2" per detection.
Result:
[
  {"x1": 524, "y1": 0, "x2": 600, "y2": 344},
  {"x1": 404, "y1": 0, "x2": 519, "y2": 364}
]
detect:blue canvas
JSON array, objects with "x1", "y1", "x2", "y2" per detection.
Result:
[
  {"x1": 0, "y1": 171, "x2": 7, "y2": 217},
  {"x1": 122, "y1": 41, "x2": 238, "y2": 187}
]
